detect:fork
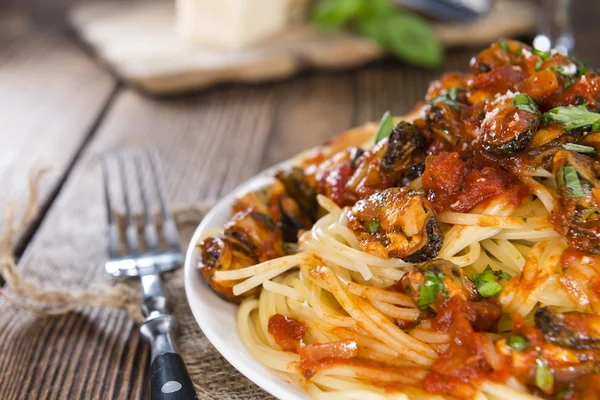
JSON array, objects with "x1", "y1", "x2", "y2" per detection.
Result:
[{"x1": 101, "y1": 149, "x2": 197, "y2": 400}]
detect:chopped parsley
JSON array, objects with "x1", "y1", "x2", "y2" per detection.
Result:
[
  {"x1": 582, "y1": 207, "x2": 597, "y2": 221},
  {"x1": 498, "y1": 40, "x2": 509, "y2": 52},
  {"x1": 494, "y1": 269, "x2": 512, "y2": 281},
  {"x1": 562, "y1": 143, "x2": 597, "y2": 154},
  {"x1": 430, "y1": 87, "x2": 461, "y2": 109},
  {"x1": 472, "y1": 266, "x2": 504, "y2": 297},
  {"x1": 506, "y1": 334, "x2": 529, "y2": 351},
  {"x1": 533, "y1": 48, "x2": 552, "y2": 60},
  {"x1": 563, "y1": 166, "x2": 585, "y2": 198},
  {"x1": 418, "y1": 271, "x2": 447, "y2": 309},
  {"x1": 375, "y1": 111, "x2": 395, "y2": 143},
  {"x1": 515, "y1": 46, "x2": 523, "y2": 56},
  {"x1": 513, "y1": 93, "x2": 539, "y2": 115},
  {"x1": 535, "y1": 58, "x2": 543, "y2": 71},
  {"x1": 535, "y1": 359, "x2": 554, "y2": 393},
  {"x1": 366, "y1": 219, "x2": 380, "y2": 233}
]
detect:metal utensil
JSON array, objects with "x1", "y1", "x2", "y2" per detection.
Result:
[
  {"x1": 394, "y1": 0, "x2": 493, "y2": 22},
  {"x1": 101, "y1": 149, "x2": 196, "y2": 400}
]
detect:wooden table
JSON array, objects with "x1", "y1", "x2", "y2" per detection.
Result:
[{"x1": 1, "y1": 1, "x2": 600, "y2": 398}]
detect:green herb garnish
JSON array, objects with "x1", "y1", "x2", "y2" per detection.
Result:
[
  {"x1": 472, "y1": 266, "x2": 503, "y2": 297},
  {"x1": 533, "y1": 48, "x2": 552, "y2": 60},
  {"x1": 562, "y1": 143, "x2": 597, "y2": 154},
  {"x1": 515, "y1": 46, "x2": 523, "y2": 56},
  {"x1": 544, "y1": 105, "x2": 600, "y2": 131},
  {"x1": 535, "y1": 58, "x2": 543, "y2": 71},
  {"x1": 312, "y1": 0, "x2": 442, "y2": 67},
  {"x1": 582, "y1": 207, "x2": 597, "y2": 221},
  {"x1": 374, "y1": 111, "x2": 395, "y2": 143},
  {"x1": 513, "y1": 93, "x2": 539, "y2": 115},
  {"x1": 366, "y1": 219, "x2": 380, "y2": 233},
  {"x1": 499, "y1": 40, "x2": 509, "y2": 52},
  {"x1": 494, "y1": 269, "x2": 512, "y2": 281},
  {"x1": 430, "y1": 87, "x2": 461, "y2": 109},
  {"x1": 573, "y1": 57, "x2": 589, "y2": 76},
  {"x1": 418, "y1": 271, "x2": 446, "y2": 309},
  {"x1": 506, "y1": 335, "x2": 529, "y2": 351},
  {"x1": 563, "y1": 166, "x2": 585, "y2": 198},
  {"x1": 535, "y1": 359, "x2": 554, "y2": 393}
]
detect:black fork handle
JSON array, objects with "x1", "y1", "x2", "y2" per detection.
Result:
[
  {"x1": 140, "y1": 314, "x2": 197, "y2": 400},
  {"x1": 150, "y1": 352, "x2": 196, "y2": 400}
]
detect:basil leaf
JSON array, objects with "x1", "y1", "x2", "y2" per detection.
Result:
[
  {"x1": 535, "y1": 359, "x2": 554, "y2": 393},
  {"x1": 513, "y1": 93, "x2": 539, "y2": 115},
  {"x1": 472, "y1": 266, "x2": 503, "y2": 297},
  {"x1": 366, "y1": 219, "x2": 380, "y2": 233},
  {"x1": 562, "y1": 143, "x2": 597, "y2": 154},
  {"x1": 311, "y1": 0, "x2": 367, "y2": 30},
  {"x1": 360, "y1": 13, "x2": 442, "y2": 68},
  {"x1": 430, "y1": 87, "x2": 461, "y2": 109},
  {"x1": 418, "y1": 270, "x2": 446, "y2": 309},
  {"x1": 544, "y1": 105, "x2": 600, "y2": 131},
  {"x1": 374, "y1": 111, "x2": 395, "y2": 143},
  {"x1": 506, "y1": 335, "x2": 529, "y2": 351},
  {"x1": 563, "y1": 166, "x2": 585, "y2": 198}
]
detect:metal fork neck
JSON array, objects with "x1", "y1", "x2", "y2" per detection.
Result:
[{"x1": 140, "y1": 272, "x2": 168, "y2": 317}]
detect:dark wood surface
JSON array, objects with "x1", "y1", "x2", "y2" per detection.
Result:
[{"x1": 1, "y1": 1, "x2": 600, "y2": 399}]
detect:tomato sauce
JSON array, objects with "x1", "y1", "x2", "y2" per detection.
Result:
[
  {"x1": 422, "y1": 152, "x2": 528, "y2": 213},
  {"x1": 268, "y1": 314, "x2": 307, "y2": 352},
  {"x1": 298, "y1": 340, "x2": 358, "y2": 378},
  {"x1": 423, "y1": 300, "x2": 509, "y2": 399}
]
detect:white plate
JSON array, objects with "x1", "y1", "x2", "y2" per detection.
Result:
[{"x1": 184, "y1": 167, "x2": 311, "y2": 400}]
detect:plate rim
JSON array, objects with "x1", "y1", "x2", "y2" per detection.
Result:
[{"x1": 183, "y1": 161, "x2": 311, "y2": 400}]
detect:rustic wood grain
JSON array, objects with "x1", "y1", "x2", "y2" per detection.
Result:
[
  {"x1": 0, "y1": 8, "x2": 116, "y2": 253},
  {"x1": 67, "y1": 0, "x2": 536, "y2": 95},
  {"x1": 1, "y1": 1, "x2": 600, "y2": 399},
  {"x1": 0, "y1": 83, "x2": 281, "y2": 399}
]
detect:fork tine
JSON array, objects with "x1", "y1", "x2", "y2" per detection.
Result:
[
  {"x1": 145, "y1": 149, "x2": 180, "y2": 251},
  {"x1": 133, "y1": 151, "x2": 160, "y2": 253},
  {"x1": 116, "y1": 152, "x2": 140, "y2": 256},
  {"x1": 101, "y1": 156, "x2": 121, "y2": 259}
]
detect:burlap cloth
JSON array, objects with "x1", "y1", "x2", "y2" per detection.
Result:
[{"x1": 0, "y1": 174, "x2": 274, "y2": 399}]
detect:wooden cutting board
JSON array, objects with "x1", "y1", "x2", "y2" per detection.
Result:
[{"x1": 69, "y1": 0, "x2": 536, "y2": 95}]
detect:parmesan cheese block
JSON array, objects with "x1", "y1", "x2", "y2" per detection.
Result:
[{"x1": 176, "y1": 0, "x2": 310, "y2": 48}]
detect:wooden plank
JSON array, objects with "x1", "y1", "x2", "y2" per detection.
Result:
[
  {"x1": 1, "y1": 2, "x2": 600, "y2": 399},
  {"x1": 0, "y1": 9, "x2": 116, "y2": 252},
  {"x1": 261, "y1": 70, "x2": 356, "y2": 169},
  {"x1": 0, "y1": 83, "x2": 280, "y2": 399}
]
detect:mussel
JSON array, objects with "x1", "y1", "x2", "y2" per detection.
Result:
[
  {"x1": 480, "y1": 93, "x2": 540, "y2": 156},
  {"x1": 554, "y1": 150, "x2": 600, "y2": 203},
  {"x1": 347, "y1": 187, "x2": 442, "y2": 262},
  {"x1": 381, "y1": 121, "x2": 425, "y2": 172},
  {"x1": 535, "y1": 307, "x2": 600, "y2": 350},
  {"x1": 400, "y1": 259, "x2": 479, "y2": 307},
  {"x1": 553, "y1": 150, "x2": 600, "y2": 253},
  {"x1": 198, "y1": 209, "x2": 286, "y2": 302}
]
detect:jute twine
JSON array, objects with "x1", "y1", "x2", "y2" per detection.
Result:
[{"x1": 0, "y1": 171, "x2": 274, "y2": 399}]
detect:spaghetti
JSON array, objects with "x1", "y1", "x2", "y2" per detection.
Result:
[{"x1": 197, "y1": 40, "x2": 600, "y2": 399}]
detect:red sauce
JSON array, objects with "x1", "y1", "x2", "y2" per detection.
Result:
[
  {"x1": 468, "y1": 65, "x2": 527, "y2": 103},
  {"x1": 299, "y1": 340, "x2": 358, "y2": 378},
  {"x1": 422, "y1": 152, "x2": 527, "y2": 213},
  {"x1": 424, "y1": 305, "x2": 510, "y2": 399},
  {"x1": 431, "y1": 296, "x2": 502, "y2": 333},
  {"x1": 268, "y1": 314, "x2": 307, "y2": 352}
]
